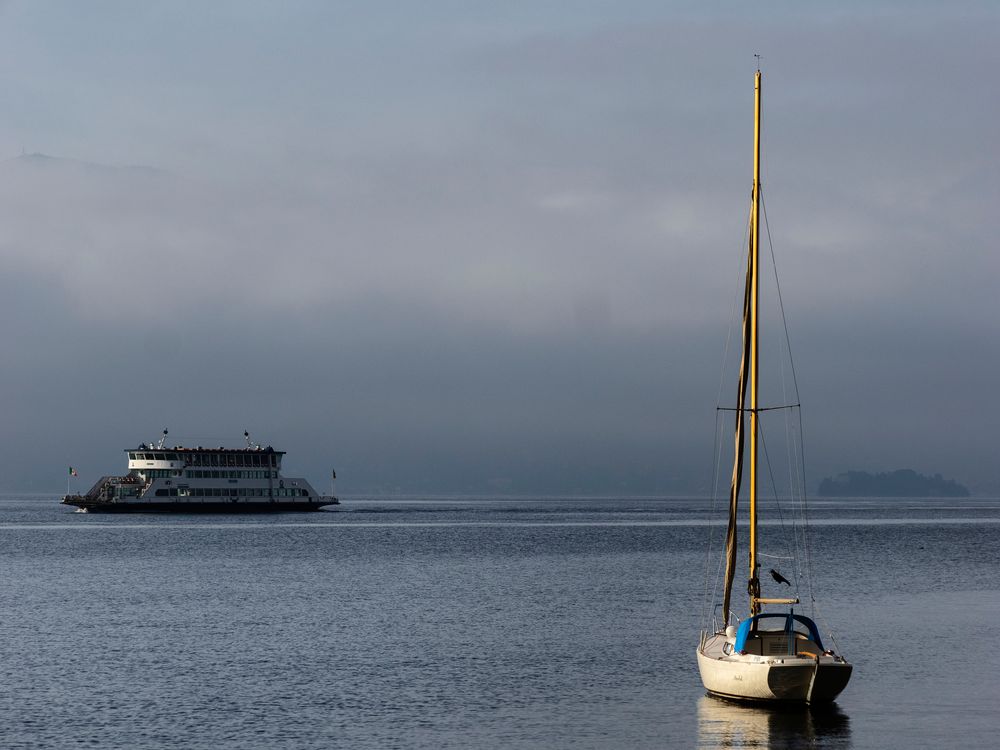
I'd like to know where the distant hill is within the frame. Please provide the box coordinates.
[818,469,970,498]
[4,151,169,177]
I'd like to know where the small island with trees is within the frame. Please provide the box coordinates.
[818,469,970,498]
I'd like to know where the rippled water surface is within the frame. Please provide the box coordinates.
[0,495,997,749]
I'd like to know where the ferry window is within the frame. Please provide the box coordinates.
[167,453,177,461]
[154,453,165,460]
[128,452,136,460]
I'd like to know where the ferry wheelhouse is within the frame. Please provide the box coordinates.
[62,433,338,512]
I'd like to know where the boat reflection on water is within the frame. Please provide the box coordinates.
[696,695,851,749]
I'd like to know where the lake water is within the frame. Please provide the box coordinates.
[0,495,996,749]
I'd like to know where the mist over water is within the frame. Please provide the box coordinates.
[0,3,997,496]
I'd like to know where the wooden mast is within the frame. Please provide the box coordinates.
[749,68,762,617]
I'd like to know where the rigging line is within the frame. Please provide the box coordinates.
[796,405,819,618]
[705,200,752,630]
[718,406,801,413]
[757,418,799,591]
[785,409,807,592]
[757,552,795,560]
[707,409,733,629]
[701,407,725,628]
[715,203,754,409]
[760,186,802,402]
[759,184,811,601]
[768,210,800,581]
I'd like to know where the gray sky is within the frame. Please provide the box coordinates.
[0,1,996,494]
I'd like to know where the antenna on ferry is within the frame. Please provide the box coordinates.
[157,429,168,449]
[330,467,337,499]
[244,430,251,447]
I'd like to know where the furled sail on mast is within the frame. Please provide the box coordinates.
[721,236,754,622]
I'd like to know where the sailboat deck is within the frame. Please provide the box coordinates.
[739,632,823,657]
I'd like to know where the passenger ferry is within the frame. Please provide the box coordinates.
[62,431,339,512]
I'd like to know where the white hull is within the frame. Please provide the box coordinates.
[697,634,851,703]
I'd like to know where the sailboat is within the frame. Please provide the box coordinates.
[695,69,852,703]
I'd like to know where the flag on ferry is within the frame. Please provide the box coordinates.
[331,469,337,479]
[69,467,78,476]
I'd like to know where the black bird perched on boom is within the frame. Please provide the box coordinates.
[770,568,791,586]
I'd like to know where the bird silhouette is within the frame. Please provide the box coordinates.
[770,568,791,586]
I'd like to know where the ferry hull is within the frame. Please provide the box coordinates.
[61,498,337,513]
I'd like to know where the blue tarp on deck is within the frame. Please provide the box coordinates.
[734,613,824,653]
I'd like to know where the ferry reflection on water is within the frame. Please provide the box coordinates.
[696,695,851,749]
